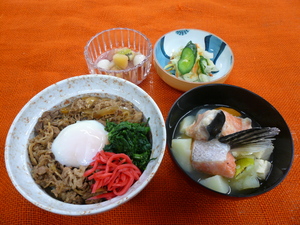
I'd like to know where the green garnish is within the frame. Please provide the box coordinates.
[177,41,197,75]
[103,119,152,171]
[116,48,135,61]
[199,55,208,74]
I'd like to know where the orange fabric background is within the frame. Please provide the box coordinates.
[1,0,299,224]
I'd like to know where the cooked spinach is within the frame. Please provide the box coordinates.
[103,119,152,171]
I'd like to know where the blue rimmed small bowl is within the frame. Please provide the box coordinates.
[154,29,234,92]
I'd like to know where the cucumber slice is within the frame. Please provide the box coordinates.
[199,55,209,74]
[177,41,197,75]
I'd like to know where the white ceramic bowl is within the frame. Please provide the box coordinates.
[154,29,234,92]
[84,28,152,85]
[5,75,166,215]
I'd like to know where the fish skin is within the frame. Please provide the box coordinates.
[191,139,236,178]
[219,127,280,148]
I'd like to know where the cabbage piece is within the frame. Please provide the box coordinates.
[235,158,255,178]
[231,141,274,160]
[230,165,260,190]
[231,175,260,191]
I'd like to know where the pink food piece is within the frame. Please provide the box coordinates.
[191,139,236,178]
[221,110,252,136]
[185,109,252,141]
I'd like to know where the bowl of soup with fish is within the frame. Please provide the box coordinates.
[166,84,293,197]
[5,74,166,215]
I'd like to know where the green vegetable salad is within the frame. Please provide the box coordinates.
[164,41,218,82]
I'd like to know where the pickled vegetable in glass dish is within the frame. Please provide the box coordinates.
[96,47,146,71]
[164,41,218,82]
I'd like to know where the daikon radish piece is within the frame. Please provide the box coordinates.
[171,138,193,172]
[179,115,195,134]
[199,175,229,194]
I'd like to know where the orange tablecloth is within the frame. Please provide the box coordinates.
[1,0,299,224]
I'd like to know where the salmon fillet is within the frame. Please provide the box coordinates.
[221,110,252,136]
[191,139,236,178]
[185,109,252,141]
[185,110,220,141]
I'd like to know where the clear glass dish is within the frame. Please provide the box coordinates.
[84,28,152,85]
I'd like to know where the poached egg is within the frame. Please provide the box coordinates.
[52,120,108,167]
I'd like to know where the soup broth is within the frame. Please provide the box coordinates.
[171,104,272,195]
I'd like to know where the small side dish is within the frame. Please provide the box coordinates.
[84,28,152,85]
[164,41,218,82]
[153,29,234,91]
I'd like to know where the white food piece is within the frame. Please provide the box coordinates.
[52,120,108,167]
[202,51,214,59]
[231,175,260,191]
[236,164,257,179]
[231,142,274,160]
[171,138,193,172]
[199,175,229,194]
[230,165,260,191]
[206,64,218,73]
[97,59,113,70]
[231,150,253,159]
[179,115,195,134]
[198,74,210,82]
[253,144,274,160]
[255,159,272,180]
[133,54,146,66]
[242,175,260,189]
